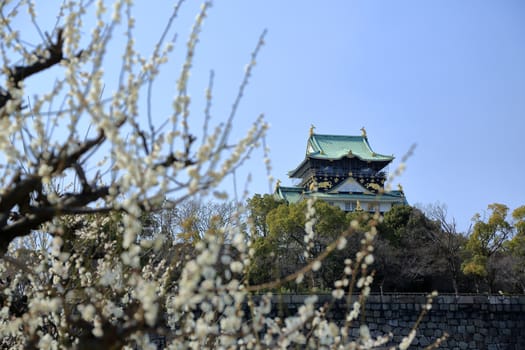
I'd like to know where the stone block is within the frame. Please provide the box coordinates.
[458,341,468,349]
[419,336,430,346]
[369,303,380,310]
[291,295,305,304]
[414,296,426,304]
[459,296,474,304]
[501,328,512,336]
[388,319,398,327]
[263,293,525,349]
[423,329,434,337]
[473,296,486,303]
[448,318,459,325]
[488,296,500,304]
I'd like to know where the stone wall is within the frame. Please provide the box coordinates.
[270,294,525,349]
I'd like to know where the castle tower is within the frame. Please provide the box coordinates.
[275,128,406,213]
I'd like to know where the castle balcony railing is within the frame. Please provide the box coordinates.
[301,168,387,181]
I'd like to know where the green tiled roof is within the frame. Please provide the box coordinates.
[307,134,394,162]
[275,185,406,204]
[275,186,304,203]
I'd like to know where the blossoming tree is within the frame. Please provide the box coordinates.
[0,1,437,349]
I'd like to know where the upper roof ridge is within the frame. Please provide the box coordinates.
[305,133,393,162]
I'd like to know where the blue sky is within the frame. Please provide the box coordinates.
[14,1,525,232]
[190,0,525,232]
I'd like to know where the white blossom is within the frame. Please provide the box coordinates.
[0,2,428,349]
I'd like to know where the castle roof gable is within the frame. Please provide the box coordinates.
[327,177,373,194]
[307,134,394,162]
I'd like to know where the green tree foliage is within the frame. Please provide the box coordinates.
[508,206,525,257]
[246,194,282,237]
[376,205,448,292]
[247,198,525,294]
[380,204,413,246]
[504,205,525,292]
[461,203,522,292]
[512,205,525,237]
[462,204,512,278]
[249,200,350,290]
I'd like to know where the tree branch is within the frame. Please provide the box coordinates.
[0,28,81,111]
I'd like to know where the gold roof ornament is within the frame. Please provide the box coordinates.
[309,124,316,136]
[356,200,363,211]
[397,183,404,193]
[275,179,281,190]
[318,181,332,189]
[360,126,367,138]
